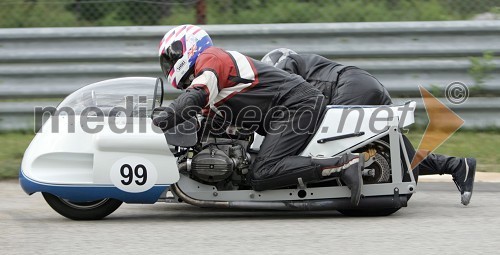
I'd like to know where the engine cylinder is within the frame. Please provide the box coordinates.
[191,148,233,183]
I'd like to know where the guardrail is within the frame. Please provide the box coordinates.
[1,21,499,130]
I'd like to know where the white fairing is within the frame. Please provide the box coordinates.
[21,77,179,188]
[252,102,416,157]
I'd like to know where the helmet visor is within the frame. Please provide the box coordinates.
[160,54,175,77]
[159,40,184,77]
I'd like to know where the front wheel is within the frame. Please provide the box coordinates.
[42,193,123,220]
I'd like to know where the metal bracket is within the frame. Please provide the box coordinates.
[388,117,403,184]
[399,133,416,184]
[297,177,306,190]
[393,187,402,208]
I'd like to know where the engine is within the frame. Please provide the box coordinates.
[191,147,234,183]
[188,133,252,185]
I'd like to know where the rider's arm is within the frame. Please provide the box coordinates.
[153,53,223,132]
[275,55,300,75]
[152,87,207,132]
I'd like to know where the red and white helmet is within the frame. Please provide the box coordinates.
[158,25,213,89]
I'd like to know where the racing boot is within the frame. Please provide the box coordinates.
[419,152,477,205]
[451,158,476,206]
[312,153,367,206]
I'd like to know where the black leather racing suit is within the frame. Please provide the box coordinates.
[276,53,467,177]
[276,53,392,105]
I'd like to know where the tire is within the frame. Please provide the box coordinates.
[338,134,418,217]
[42,193,123,220]
[338,207,400,217]
[368,135,419,187]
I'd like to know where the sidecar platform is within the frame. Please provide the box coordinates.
[169,116,417,212]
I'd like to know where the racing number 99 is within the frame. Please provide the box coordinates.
[120,164,148,186]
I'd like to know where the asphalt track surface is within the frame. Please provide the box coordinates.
[1,180,500,255]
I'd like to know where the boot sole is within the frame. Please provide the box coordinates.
[461,158,476,206]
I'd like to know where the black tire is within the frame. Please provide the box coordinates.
[338,207,400,217]
[370,135,419,187]
[42,193,122,220]
[338,134,418,217]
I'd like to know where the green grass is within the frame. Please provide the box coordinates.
[0,130,499,180]
[406,130,500,172]
[0,131,35,179]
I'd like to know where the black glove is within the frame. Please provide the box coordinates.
[151,106,169,127]
[151,106,167,118]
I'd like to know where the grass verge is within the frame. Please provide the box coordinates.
[0,131,35,179]
[406,129,500,173]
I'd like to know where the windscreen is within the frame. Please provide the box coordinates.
[57,77,163,117]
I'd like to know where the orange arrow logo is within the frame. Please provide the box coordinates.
[411,86,465,169]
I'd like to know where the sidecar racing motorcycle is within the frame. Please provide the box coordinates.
[20,77,418,220]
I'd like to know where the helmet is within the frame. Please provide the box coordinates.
[158,25,213,89]
[261,48,297,67]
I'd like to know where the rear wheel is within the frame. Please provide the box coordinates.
[42,193,122,220]
[338,207,400,217]
[338,135,417,217]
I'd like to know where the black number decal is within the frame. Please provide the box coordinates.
[120,164,148,186]
[134,164,148,185]
[120,164,133,185]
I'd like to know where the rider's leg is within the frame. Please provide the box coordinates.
[311,153,367,206]
[252,152,367,206]
[250,85,323,188]
[250,84,365,205]
[418,151,476,205]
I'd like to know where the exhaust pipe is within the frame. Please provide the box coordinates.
[170,184,407,211]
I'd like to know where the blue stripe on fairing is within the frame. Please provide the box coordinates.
[19,169,169,204]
